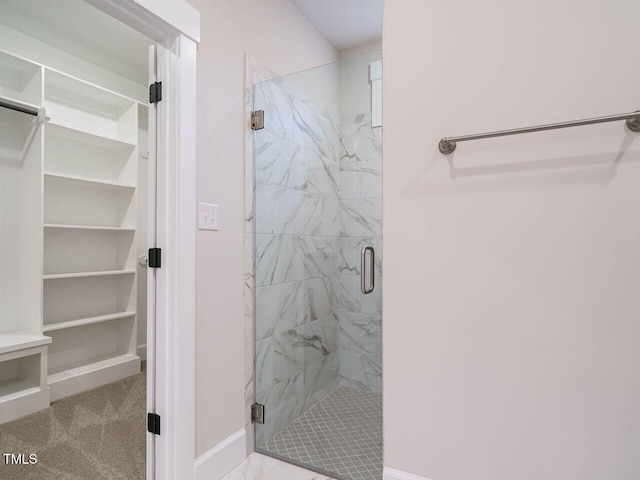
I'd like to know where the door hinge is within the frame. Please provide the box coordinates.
[147,413,161,435]
[149,81,162,104]
[148,248,161,268]
[251,110,264,130]
[251,403,265,424]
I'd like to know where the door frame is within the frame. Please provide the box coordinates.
[86,1,199,479]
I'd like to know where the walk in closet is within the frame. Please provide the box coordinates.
[0,0,152,422]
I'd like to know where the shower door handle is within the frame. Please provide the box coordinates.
[361,246,375,295]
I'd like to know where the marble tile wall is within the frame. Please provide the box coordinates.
[251,72,342,447]
[336,113,383,394]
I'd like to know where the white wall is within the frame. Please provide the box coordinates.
[184,0,337,457]
[383,1,640,479]
[339,39,382,61]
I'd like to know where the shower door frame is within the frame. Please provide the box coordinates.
[86,1,199,479]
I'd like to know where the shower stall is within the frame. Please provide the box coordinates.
[248,51,383,480]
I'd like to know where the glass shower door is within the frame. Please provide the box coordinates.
[252,52,383,480]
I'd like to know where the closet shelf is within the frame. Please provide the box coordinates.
[43,270,136,280]
[0,334,52,355]
[44,172,136,190]
[44,224,136,232]
[43,311,136,333]
[0,380,41,400]
[45,123,136,149]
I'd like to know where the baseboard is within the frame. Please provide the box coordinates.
[137,344,147,361]
[195,429,247,480]
[384,467,432,480]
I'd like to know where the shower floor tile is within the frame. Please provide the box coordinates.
[261,386,382,480]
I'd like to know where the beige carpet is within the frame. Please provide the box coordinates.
[0,370,146,480]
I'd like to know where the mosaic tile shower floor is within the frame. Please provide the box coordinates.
[260,386,382,480]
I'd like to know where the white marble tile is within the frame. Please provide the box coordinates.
[255,372,305,446]
[360,158,382,199]
[361,274,382,315]
[340,112,371,126]
[274,186,308,235]
[296,193,327,236]
[335,273,381,316]
[337,236,382,276]
[336,274,361,313]
[223,453,336,480]
[244,342,256,453]
[305,150,338,197]
[339,312,382,355]
[255,281,309,341]
[299,315,339,364]
[245,56,278,460]
[256,234,295,287]
[307,277,334,321]
[339,198,382,237]
[220,453,282,480]
[245,151,256,234]
[319,197,340,237]
[303,352,339,410]
[245,55,277,237]
[256,331,302,394]
[254,78,294,140]
[340,121,382,162]
[338,160,361,199]
[292,97,340,160]
[293,236,338,281]
[255,181,276,234]
[256,315,338,392]
[245,234,256,346]
[255,130,307,190]
[338,349,382,394]
[267,460,334,480]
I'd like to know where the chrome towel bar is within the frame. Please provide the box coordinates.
[439,110,640,154]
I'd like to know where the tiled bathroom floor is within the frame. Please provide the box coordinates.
[260,386,383,480]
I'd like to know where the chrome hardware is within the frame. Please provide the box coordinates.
[251,403,265,424]
[439,109,640,154]
[251,110,264,130]
[361,246,375,295]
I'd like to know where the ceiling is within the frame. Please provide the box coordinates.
[0,0,151,84]
[292,0,384,51]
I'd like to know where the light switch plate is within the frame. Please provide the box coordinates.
[199,203,219,230]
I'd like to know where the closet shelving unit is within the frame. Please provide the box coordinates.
[0,50,51,423]
[0,47,143,419]
[43,69,141,401]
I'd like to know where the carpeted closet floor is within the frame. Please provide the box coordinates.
[0,369,146,480]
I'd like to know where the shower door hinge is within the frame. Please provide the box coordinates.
[147,413,161,435]
[251,110,264,130]
[251,403,265,424]
[149,81,162,104]
[148,248,161,268]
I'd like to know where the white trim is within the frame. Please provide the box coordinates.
[90,2,199,480]
[195,429,247,480]
[87,0,200,44]
[153,34,197,480]
[137,343,147,361]
[383,467,432,480]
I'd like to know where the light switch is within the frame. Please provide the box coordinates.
[199,203,219,230]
